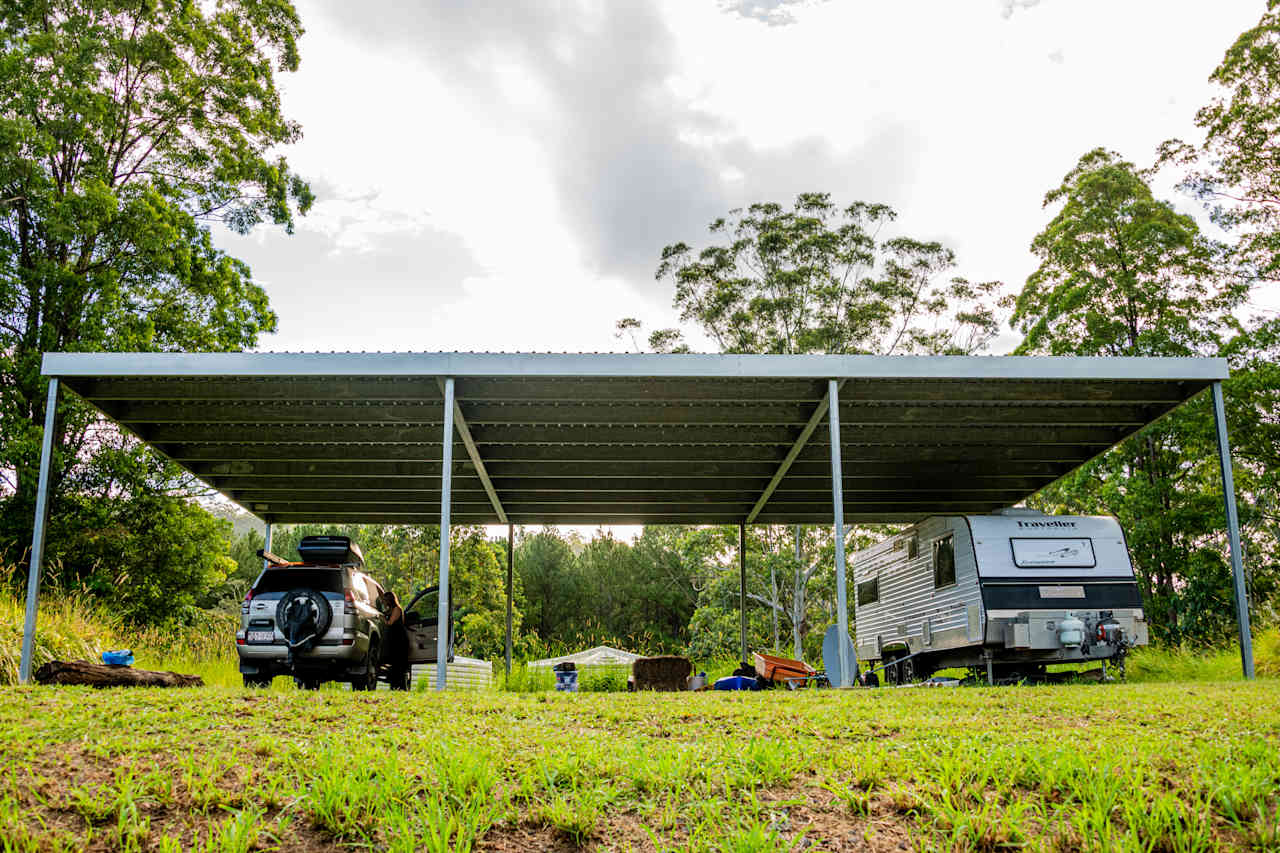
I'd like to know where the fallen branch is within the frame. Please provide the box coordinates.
[34,660,204,688]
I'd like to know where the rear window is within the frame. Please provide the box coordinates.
[254,569,344,594]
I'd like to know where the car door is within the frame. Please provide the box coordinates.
[404,584,453,664]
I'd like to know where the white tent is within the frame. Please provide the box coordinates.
[529,645,641,669]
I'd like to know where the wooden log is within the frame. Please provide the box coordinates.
[34,660,204,688]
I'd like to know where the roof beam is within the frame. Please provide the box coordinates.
[98,399,1158,427]
[183,459,1068,480]
[747,380,841,523]
[72,375,1197,405]
[440,378,506,524]
[156,441,1098,465]
[205,475,1052,494]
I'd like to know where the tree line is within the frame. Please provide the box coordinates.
[2,1,1278,659]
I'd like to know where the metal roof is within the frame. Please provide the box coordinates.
[42,352,1228,526]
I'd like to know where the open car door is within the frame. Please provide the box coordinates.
[405,584,453,664]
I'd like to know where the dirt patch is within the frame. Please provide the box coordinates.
[479,821,588,852]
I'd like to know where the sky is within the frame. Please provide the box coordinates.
[214,0,1266,358]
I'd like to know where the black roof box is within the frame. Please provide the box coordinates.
[297,535,364,567]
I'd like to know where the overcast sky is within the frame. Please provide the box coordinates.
[215,0,1261,355]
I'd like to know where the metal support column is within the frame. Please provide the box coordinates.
[1211,381,1255,679]
[828,379,852,688]
[436,377,456,691]
[262,522,272,571]
[19,378,60,685]
[739,523,747,665]
[505,523,514,677]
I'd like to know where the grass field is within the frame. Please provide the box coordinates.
[3,681,1278,852]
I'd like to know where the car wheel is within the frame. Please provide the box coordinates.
[353,639,380,691]
[294,676,322,691]
[243,675,272,689]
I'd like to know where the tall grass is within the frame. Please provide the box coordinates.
[0,590,239,687]
[1127,631,1280,681]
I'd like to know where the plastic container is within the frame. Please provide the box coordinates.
[102,649,134,667]
[555,670,579,692]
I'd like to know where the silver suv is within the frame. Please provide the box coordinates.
[236,535,450,690]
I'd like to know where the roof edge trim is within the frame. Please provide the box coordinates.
[42,352,1230,382]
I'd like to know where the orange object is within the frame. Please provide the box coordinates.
[753,652,815,685]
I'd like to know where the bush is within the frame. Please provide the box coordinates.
[578,666,629,692]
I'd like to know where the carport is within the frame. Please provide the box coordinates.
[17,352,1255,685]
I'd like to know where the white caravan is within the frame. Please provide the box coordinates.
[851,509,1149,683]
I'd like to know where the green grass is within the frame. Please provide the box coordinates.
[1,681,1277,851]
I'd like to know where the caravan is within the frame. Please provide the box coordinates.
[852,509,1148,683]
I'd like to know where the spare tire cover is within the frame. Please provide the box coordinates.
[276,588,333,638]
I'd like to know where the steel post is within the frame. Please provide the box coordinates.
[1211,381,1255,679]
[739,523,747,665]
[505,523,514,677]
[436,377,455,691]
[828,379,852,688]
[262,522,272,571]
[19,378,60,685]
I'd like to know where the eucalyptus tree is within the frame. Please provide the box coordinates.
[1160,0,1280,277]
[0,1,312,570]
[634,192,1004,356]
[1012,149,1276,642]
[624,192,1006,659]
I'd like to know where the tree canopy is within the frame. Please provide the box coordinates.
[1160,0,1280,277]
[626,193,1005,356]
[0,0,311,590]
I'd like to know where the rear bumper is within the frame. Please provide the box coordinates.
[236,634,368,677]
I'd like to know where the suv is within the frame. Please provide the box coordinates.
[235,535,452,690]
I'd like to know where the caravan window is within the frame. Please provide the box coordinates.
[933,536,956,588]
[857,577,879,606]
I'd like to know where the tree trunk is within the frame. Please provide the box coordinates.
[769,560,779,652]
[793,526,804,659]
[33,660,204,688]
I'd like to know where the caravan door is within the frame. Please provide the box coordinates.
[404,585,454,664]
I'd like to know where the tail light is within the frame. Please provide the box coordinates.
[241,589,252,615]
[343,589,355,615]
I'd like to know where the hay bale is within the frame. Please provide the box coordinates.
[632,655,691,692]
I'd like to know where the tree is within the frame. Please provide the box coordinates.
[1159,0,1280,277]
[514,530,580,641]
[631,193,1004,355]
[1013,149,1240,357]
[1013,149,1276,643]
[0,0,312,565]
[627,192,1007,659]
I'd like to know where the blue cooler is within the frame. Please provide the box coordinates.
[555,670,579,692]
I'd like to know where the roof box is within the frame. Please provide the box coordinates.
[297,535,364,567]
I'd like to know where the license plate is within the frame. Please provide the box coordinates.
[247,630,275,643]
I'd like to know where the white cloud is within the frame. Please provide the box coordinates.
[1000,0,1044,19]
[213,0,1264,359]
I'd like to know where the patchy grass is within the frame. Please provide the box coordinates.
[1,681,1278,851]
